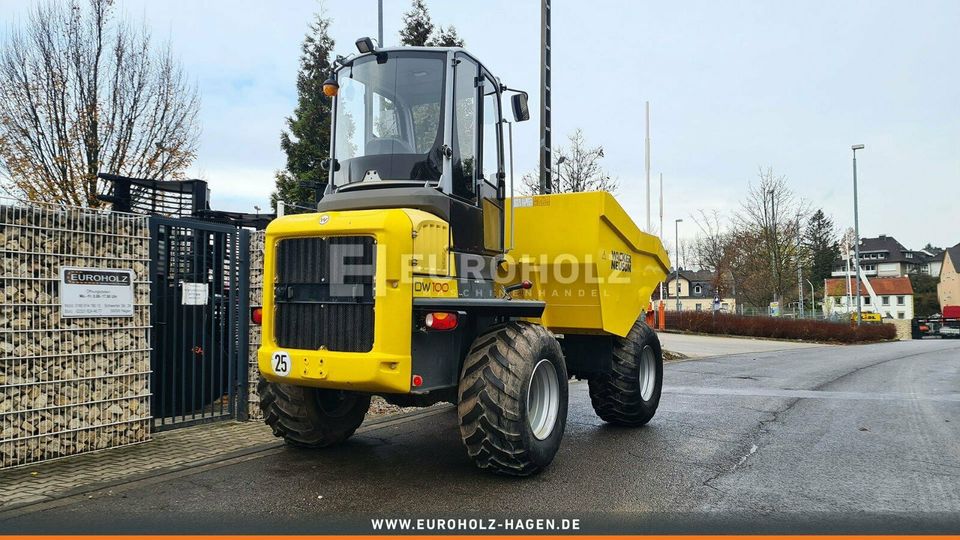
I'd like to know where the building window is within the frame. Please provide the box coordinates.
[695,304,702,311]
[864,296,871,305]
[694,284,702,295]
[897,295,904,306]
[882,296,890,306]
[898,312,905,319]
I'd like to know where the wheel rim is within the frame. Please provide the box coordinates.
[315,390,355,417]
[638,345,658,401]
[526,359,560,440]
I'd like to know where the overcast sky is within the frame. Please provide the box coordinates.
[2,0,957,248]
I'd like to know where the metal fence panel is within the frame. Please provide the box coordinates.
[0,198,151,468]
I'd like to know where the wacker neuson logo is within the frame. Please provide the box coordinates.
[63,269,132,286]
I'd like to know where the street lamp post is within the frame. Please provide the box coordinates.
[554,155,566,192]
[675,218,683,312]
[377,0,383,46]
[658,173,664,302]
[851,144,865,325]
[796,217,803,318]
[766,189,778,306]
[806,278,815,319]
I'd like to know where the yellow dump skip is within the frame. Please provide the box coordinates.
[505,191,670,338]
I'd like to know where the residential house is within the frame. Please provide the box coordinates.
[936,243,960,311]
[659,269,737,312]
[831,234,935,278]
[928,249,946,279]
[822,276,914,320]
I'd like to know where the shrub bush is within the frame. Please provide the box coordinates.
[664,312,896,343]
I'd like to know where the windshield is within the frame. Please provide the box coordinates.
[332,53,445,187]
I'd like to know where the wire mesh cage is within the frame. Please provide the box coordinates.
[246,231,264,420]
[0,196,151,468]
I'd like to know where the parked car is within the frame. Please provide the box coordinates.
[912,306,960,339]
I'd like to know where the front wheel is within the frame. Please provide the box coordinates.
[258,380,370,448]
[457,322,568,476]
[588,320,663,426]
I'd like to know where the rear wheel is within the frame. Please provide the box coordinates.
[457,321,568,476]
[588,320,663,426]
[258,379,370,448]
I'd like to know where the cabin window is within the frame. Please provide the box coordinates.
[452,56,478,201]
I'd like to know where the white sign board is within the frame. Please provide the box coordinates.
[60,267,135,318]
[181,282,209,306]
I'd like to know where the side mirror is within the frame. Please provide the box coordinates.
[511,93,531,122]
[320,158,340,172]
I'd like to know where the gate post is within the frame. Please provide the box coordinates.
[147,217,161,431]
[237,229,251,420]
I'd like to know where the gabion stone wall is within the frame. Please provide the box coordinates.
[0,199,151,468]
[247,231,264,420]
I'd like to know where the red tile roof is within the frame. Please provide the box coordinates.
[824,276,913,296]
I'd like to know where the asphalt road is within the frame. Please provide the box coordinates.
[4,339,959,534]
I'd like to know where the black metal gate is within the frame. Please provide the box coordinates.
[148,217,250,430]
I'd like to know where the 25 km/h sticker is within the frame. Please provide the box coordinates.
[272,351,291,376]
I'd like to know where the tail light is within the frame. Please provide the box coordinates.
[425,312,458,331]
[251,307,263,325]
[919,324,929,332]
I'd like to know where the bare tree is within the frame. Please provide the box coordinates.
[520,129,618,195]
[691,209,729,272]
[0,0,200,207]
[691,209,735,295]
[728,167,809,308]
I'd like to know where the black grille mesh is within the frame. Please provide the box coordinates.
[274,236,375,352]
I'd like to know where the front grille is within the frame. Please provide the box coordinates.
[275,303,374,352]
[274,236,375,352]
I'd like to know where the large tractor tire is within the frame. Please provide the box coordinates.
[457,321,568,476]
[588,320,663,427]
[258,379,370,448]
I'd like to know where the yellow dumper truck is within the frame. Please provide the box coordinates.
[256,39,670,476]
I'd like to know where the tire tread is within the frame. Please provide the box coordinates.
[588,320,663,426]
[458,321,561,476]
[257,379,370,448]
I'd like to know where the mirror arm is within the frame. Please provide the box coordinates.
[504,119,515,254]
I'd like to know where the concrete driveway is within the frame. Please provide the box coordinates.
[659,331,825,358]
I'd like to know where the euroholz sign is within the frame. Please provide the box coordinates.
[59,267,135,318]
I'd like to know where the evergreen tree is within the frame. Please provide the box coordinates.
[428,25,465,47]
[272,14,335,212]
[399,0,434,46]
[399,1,464,47]
[910,274,941,317]
[804,209,840,288]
